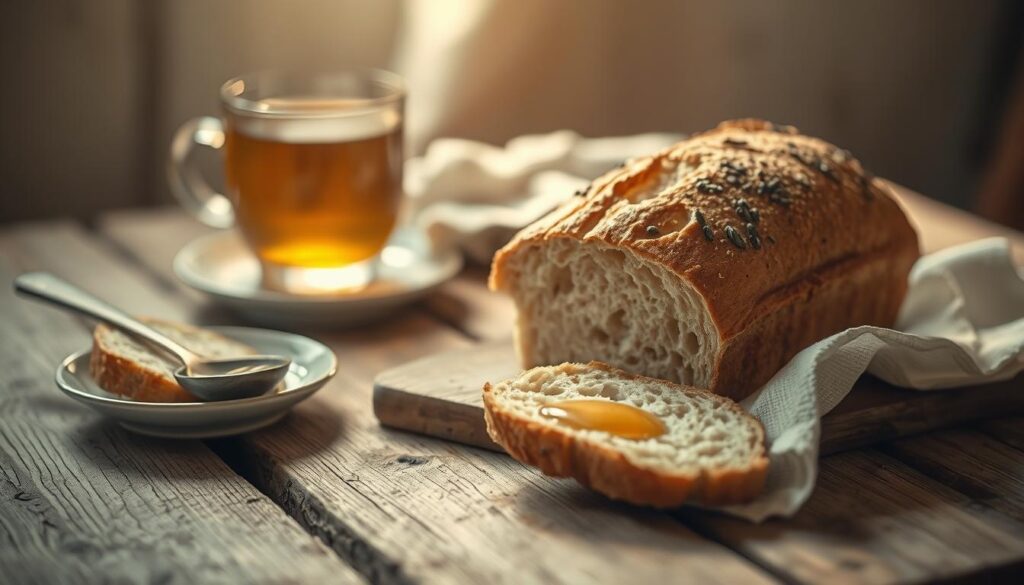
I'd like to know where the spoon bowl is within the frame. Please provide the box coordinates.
[174,355,292,401]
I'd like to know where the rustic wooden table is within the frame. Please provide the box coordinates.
[2,186,1024,584]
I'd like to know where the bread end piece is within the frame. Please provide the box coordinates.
[90,334,196,402]
[89,319,256,403]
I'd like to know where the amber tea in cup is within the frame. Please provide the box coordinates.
[170,70,405,293]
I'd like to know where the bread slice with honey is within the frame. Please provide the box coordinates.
[89,319,256,403]
[483,362,768,507]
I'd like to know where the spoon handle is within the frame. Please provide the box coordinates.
[14,272,199,365]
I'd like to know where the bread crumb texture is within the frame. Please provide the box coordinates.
[484,362,769,507]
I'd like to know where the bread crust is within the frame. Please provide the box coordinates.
[89,321,203,403]
[490,119,919,399]
[483,361,769,507]
[90,341,197,402]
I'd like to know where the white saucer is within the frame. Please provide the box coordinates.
[55,326,336,439]
[174,227,463,328]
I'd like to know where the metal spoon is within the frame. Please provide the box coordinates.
[14,272,290,401]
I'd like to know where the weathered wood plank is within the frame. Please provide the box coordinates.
[0,223,363,584]
[816,374,1024,454]
[980,417,1024,453]
[686,450,1024,584]
[882,429,1024,522]
[421,266,515,342]
[93,209,220,307]
[97,212,778,584]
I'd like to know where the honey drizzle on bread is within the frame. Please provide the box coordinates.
[483,362,769,507]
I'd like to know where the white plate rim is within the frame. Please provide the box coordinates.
[173,228,463,305]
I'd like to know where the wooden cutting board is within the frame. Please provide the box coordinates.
[373,340,1024,455]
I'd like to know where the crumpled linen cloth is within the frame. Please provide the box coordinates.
[405,132,1024,521]
[725,238,1024,520]
[405,131,682,263]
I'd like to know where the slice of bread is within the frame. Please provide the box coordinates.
[89,319,256,403]
[483,362,769,507]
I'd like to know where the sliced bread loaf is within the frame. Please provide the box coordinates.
[89,319,256,403]
[489,119,919,401]
[483,361,768,507]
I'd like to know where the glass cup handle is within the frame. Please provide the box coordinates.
[168,116,235,228]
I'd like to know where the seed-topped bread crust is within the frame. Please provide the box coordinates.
[490,119,919,399]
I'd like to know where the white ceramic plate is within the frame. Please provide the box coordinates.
[55,326,336,439]
[174,227,463,328]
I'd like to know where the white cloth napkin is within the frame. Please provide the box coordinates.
[405,131,682,263]
[406,132,1024,522]
[725,238,1024,520]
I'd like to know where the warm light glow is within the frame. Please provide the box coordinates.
[277,263,376,294]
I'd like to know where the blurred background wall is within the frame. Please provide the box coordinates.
[2,0,1022,227]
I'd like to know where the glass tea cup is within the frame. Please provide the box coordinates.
[169,69,405,293]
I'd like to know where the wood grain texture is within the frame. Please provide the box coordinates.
[97,208,224,309]
[96,206,1024,585]
[882,428,1024,522]
[817,375,1024,454]
[421,266,515,342]
[0,223,363,584]
[372,341,1024,456]
[98,212,777,584]
[981,417,1024,452]
[685,450,1024,584]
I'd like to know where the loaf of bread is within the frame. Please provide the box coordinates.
[490,119,919,400]
[90,319,256,402]
[483,361,768,506]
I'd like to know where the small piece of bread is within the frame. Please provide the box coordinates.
[483,362,768,507]
[89,319,256,403]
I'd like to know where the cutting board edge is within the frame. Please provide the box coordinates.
[373,341,1024,457]
[373,383,502,452]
